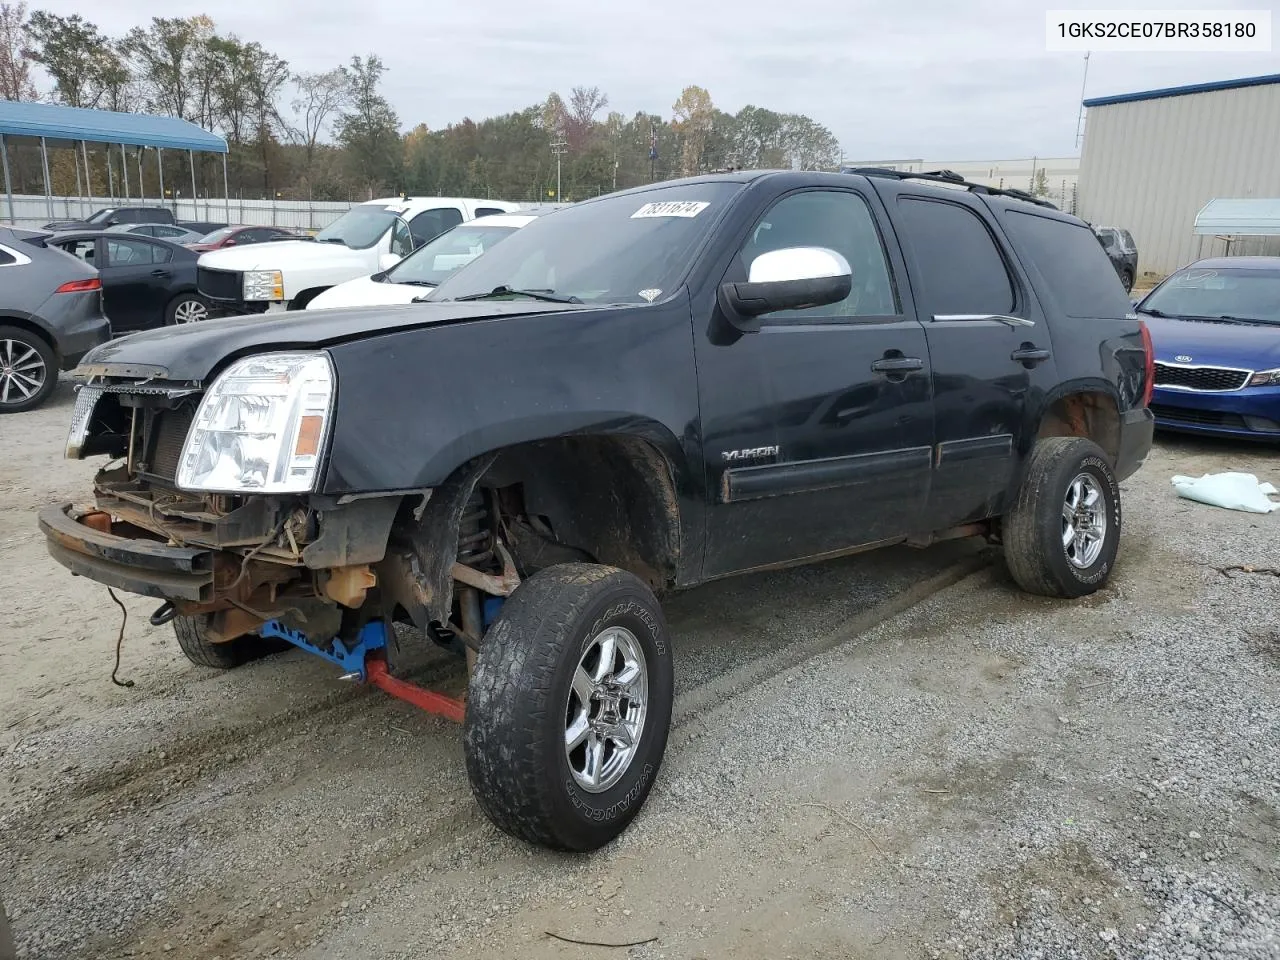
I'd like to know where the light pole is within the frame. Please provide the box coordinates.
[551,137,567,202]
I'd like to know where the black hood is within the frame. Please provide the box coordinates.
[43,220,92,230]
[76,300,591,383]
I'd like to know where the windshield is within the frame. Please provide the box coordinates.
[85,209,115,224]
[385,223,521,285]
[199,227,236,244]
[315,205,398,249]
[1141,266,1280,324]
[428,182,743,305]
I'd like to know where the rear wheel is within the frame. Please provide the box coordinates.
[1003,437,1121,598]
[173,615,288,669]
[0,325,57,414]
[1121,268,1134,293]
[464,563,674,851]
[166,293,210,325]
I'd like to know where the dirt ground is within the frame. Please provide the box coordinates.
[1,379,1277,960]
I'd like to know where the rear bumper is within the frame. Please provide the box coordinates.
[38,502,215,601]
[58,315,111,369]
[1115,406,1154,480]
[1150,385,1280,441]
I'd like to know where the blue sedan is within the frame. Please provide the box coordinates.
[1136,257,1280,441]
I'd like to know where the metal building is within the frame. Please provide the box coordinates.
[1076,73,1280,279]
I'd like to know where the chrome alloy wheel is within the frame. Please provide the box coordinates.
[0,338,47,406]
[1062,473,1107,569]
[564,625,649,793]
[174,298,209,323]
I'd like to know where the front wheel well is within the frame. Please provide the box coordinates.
[288,287,330,310]
[1035,391,1120,464]
[379,435,682,632]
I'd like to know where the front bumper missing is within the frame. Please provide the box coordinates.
[38,503,215,602]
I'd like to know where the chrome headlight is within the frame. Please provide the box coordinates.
[1248,368,1280,387]
[243,269,284,301]
[176,353,334,494]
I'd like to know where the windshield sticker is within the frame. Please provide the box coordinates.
[631,201,710,219]
[638,288,662,302]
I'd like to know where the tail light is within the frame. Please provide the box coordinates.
[1138,320,1154,407]
[55,277,102,294]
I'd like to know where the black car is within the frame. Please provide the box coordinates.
[0,227,110,412]
[42,205,178,233]
[40,168,1153,853]
[41,232,210,331]
[1093,225,1139,292]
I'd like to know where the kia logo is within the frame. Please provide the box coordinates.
[1174,355,1193,363]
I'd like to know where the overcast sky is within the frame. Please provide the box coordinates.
[26,0,1280,160]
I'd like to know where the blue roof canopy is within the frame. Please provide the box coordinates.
[0,101,227,154]
[1084,73,1280,108]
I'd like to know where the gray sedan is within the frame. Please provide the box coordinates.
[104,222,206,245]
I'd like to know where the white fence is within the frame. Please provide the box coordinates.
[2,193,360,231]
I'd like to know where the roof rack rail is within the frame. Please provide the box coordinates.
[839,166,1060,210]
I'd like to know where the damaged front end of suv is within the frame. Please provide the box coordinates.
[39,351,522,665]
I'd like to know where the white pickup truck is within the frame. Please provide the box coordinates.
[195,196,521,313]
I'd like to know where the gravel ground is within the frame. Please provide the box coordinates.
[2,381,1278,960]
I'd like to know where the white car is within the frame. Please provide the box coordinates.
[195,196,521,313]
[306,211,553,310]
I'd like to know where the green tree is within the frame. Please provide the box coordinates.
[120,15,215,120]
[23,11,129,109]
[335,54,401,195]
[0,2,35,101]
[671,85,714,176]
[1031,167,1050,197]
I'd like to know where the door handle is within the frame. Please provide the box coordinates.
[150,269,171,278]
[871,356,924,373]
[1010,345,1051,366]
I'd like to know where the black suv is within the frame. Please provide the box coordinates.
[1093,225,1139,292]
[39,169,1154,852]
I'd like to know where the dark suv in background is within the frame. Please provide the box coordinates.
[1093,225,1139,292]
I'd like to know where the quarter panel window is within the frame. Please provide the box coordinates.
[1002,210,1131,318]
[60,239,97,264]
[741,190,898,320]
[894,197,1015,318]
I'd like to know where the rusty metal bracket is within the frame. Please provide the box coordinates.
[451,537,520,597]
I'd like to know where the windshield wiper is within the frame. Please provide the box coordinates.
[394,279,438,287]
[318,237,346,244]
[452,285,582,304]
[1212,314,1279,325]
[1137,306,1170,317]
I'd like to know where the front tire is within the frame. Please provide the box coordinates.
[173,615,288,669]
[464,563,674,851]
[1003,437,1121,598]
[0,326,57,413]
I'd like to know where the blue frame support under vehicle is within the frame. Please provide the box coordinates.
[259,618,467,723]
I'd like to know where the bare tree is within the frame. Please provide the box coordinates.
[0,1,34,101]
[290,68,350,170]
[565,84,608,150]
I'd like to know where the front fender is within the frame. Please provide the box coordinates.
[319,301,699,496]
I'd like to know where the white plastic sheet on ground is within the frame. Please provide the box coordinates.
[1170,472,1280,514]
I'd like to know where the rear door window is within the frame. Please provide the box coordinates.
[894,197,1015,318]
[1002,210,1132,318]
[106,238,170,266]
[409,207,464,247]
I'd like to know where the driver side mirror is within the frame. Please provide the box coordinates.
[717,247,853,333]
[379,253,402,272]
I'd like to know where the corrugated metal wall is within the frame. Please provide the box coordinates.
[1077,82,1280,277]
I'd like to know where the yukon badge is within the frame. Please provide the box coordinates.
[723,446,780,462]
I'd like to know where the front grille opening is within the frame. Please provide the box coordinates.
[139,404,196,482]
[1154,363,1249,392]
[1151,404,1249,430]
[197,266,241,302]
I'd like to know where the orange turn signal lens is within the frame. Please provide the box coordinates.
[294,415,323,457]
